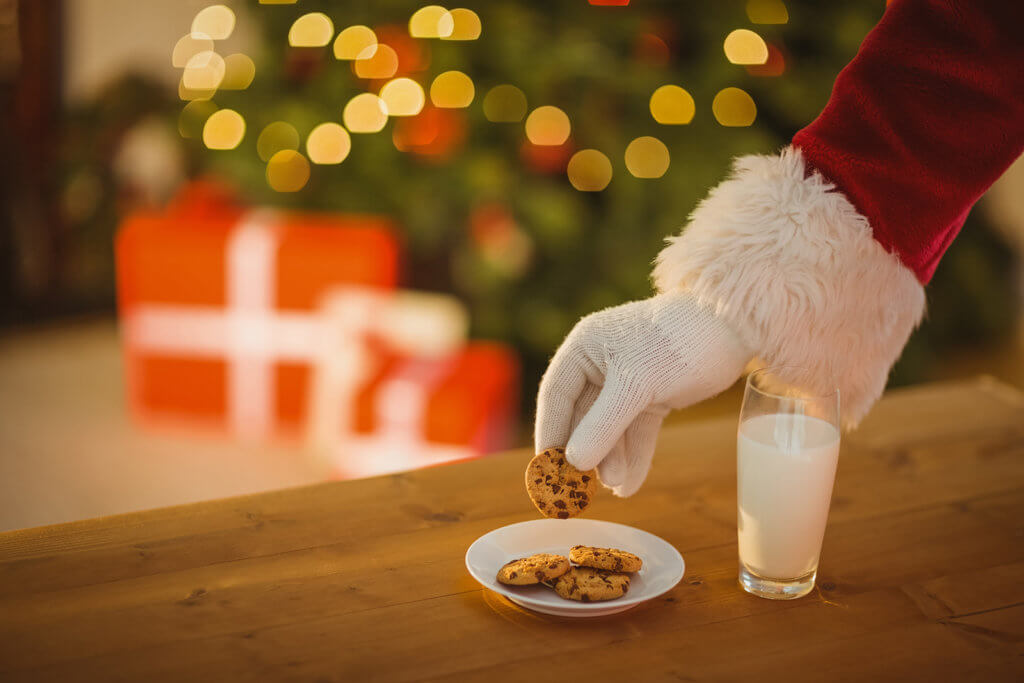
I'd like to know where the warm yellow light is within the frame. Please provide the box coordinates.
[220,53,255,90]
[430,71,474,109]
[409,6,454,38]
[178,100,218,139]
[525,106,570,146]
[257,122,300,162]
[483,85,527,122]
[712,87,757,126]
[567,150,612,192]
[306,123,351,164]
[724,29,768,65]
[334,25,377,60]
[202,109,245,149]
[289,13,335,48]
[259,0,297,4]
[182,51,225,90]
[354,44,398,79]
[649,85,695,125]
[172,32,213,68]
[746,0,789,24]
[443,9,481,40]
[266,150,310,192]
[380,78,426,117]
[343,93,389,133]
[192,5,235,40]
[624,136,670,178]
[178,78,215,101]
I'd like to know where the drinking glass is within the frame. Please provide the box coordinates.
[737,366,841,599]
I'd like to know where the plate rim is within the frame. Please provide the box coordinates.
[465,518,685,613]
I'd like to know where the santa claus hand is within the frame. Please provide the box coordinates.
[535,292,751,497]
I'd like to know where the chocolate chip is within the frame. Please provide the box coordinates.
[554,500,566,509]
[534,478,542,484]
[535,571,545,580]
[579,500,588,508]
[544,474,552,481]
[567,480,578,488]
[557,511,569,519]
[548,562,558,568]
[581,594,591,602]
[581,475,590,483]
[509,572,517,578]
[551,484,561,494]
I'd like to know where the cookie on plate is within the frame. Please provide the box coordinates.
[569,545,643,573]
[553,566,630,602]
[496,553,571,585]
[525,447,597,519]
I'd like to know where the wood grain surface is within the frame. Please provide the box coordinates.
[1,377,1022,682]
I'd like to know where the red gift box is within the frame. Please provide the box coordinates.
[116,189,399,438]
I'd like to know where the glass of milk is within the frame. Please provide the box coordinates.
[737,366,840,599]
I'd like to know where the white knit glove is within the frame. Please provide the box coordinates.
[535,292,752,497]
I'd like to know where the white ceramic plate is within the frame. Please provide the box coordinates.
[465,518,685,617]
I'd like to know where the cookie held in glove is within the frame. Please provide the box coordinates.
[525,447,597,519]
[496,553,570,585]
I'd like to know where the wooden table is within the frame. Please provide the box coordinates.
[1,378,1022,682]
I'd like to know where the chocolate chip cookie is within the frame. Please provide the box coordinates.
[496,553,571,585]
[553,566,630,602]
[569,545,643,573]
[525,447,597,519]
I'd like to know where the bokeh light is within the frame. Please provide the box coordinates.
[178,100,218,139]
[191,5,235,40]
[483,85,527,122]
[354,44,399,79]
[172,33,213,68]
[443,9,481,40]
[334,25,377,60]
[624,136,670,178]
[746,43,786,77]
[182,51,225,90]
[409,6,455,39]
[567,150,612,192]
[257,122,300,162]
[525,106,570,146]
[220,53,255,90]
[266,150,310,192]
[289,13,335,48]
[306,123,352,164]
[636,33,669,67]
[649,85,695,124]
[259,0,297,3]
[380,77,426,117]
[202,109,246,149]
[178,78,214,101]
[430,71,474,109]
[344,93,389,133]
[712,87,757,126]
[723,29,768,65]
[746,0,789,24]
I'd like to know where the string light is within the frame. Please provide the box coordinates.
[172,33,213,68]
[257,122,299,162]
[266,150,310,192]
[430,71,474,108]
[746,0,789,24]
[567,150,612,191]
[178,100,218,139]
[443,9,481,40]
[649,85,695,124]
[409,6,455,39]
[483,85,527,122]
[182,51,225,90]
[380,78,426,117]
[202,109,246,149]
[289,13,335,48]
[344,93,389,132]
[624,136,670,178]
[354,44,399,79]
[334,25,377,60]
[191,5,235,40]
[525,106,570,146]
[220,54,255,90]
[723,29,768,65]
[712,87,757,126]
[306,123,351,164]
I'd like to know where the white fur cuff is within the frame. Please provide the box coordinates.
[653,147,925,429]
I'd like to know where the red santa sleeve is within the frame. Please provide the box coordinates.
[652,0,1024,428]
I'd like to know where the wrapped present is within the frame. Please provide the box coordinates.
[116,188,399,438]
[330,343,519,479]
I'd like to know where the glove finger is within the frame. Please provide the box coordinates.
[610,411,666,498]
[570,382,601,433]
[596,438,628,488]
[534,341,590,452]
[566,372,647,471]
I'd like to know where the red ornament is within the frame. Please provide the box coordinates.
[635,33,670,66]
[746,43,786,77]
[520,139,574,174]
[375,24,430,75]
[589,0,630,5]
[393,105,466,160]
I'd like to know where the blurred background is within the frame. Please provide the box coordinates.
[1,0,1022,532]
